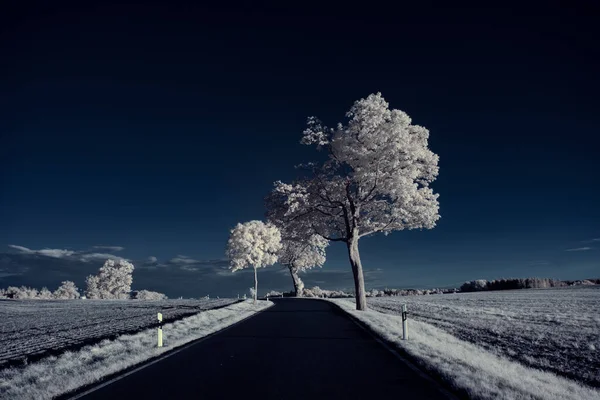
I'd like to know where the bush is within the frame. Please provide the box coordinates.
[303,286,351,298]
[133,290,168,300]
[265,290,283,297]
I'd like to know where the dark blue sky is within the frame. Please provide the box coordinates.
[1,1,599,297]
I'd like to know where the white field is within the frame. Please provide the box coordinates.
[0,298,237,368]
[331,286,600,400]
[0,299,273,400]
[368,286,600,388]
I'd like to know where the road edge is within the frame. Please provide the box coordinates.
[61,301,274,400]
[323,299,465,400]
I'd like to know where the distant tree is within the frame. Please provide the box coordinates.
[3,287,20,299]
[272,227,328,297]
[53,281,81,299]
[38,287,54,299]
[133,290,168,300]
[267,93,440,310]
[460,279,488,292]
[226,221,282,304]
[5,286,39,299]
[267,195,329,297]
[303,286,351,298]
[85,275,101,299]
[85,259,135,299]
[265,290,283,297]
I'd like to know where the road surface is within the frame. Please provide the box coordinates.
[76,299,452,399]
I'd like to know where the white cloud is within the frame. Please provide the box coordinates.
[9,245,74,258]
[92,246,124,252]
[79,253,127,262]
[37,249,76,258]
[565,247,592,252]
[8,245,34,253]
[147,256,158,263]
[169,255,199,265]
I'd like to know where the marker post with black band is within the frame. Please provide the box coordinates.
[401,304,408,340]
[157,312,163,347]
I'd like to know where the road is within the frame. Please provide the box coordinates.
[76,299,452,399]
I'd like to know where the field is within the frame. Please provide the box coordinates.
[366,286,600,388]
[0,298,237,369]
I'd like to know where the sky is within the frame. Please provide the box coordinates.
[1,1,599,298]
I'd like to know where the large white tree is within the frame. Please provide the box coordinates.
[268,93,440,310]
[226,220,282,304]
[85,259,135,299]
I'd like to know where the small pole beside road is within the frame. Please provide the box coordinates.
[157,312,163,348]
[401,304,408,340]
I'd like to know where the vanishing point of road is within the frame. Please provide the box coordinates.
[76,299,453,399]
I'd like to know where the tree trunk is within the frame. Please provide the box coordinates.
[347,233,367,310]
[289,266,304,297]
[253,266,258,304]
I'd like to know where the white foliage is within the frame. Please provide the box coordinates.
[53,281,81,299]
[133,290,168,300]
[85,275,101,299]
[226,220,282,272]
[278,233,328,272]
[38,287,54,300]
[226,220,281,304]
[85,259,135,299]
[5,286,40,299]
[271,92,440,241]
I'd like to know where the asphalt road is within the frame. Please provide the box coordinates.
[77,299,452,399]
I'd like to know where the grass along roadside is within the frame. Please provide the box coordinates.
[0,300,273,400]
[328,298,600,400]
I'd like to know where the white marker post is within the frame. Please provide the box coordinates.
[401,304,408,340]
[157,312,163,348]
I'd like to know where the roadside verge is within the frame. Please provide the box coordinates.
[327,298,600,400]
[0,300,273,400]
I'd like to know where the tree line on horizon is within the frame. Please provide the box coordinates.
[459,277,600,293]
[0,259,167,300]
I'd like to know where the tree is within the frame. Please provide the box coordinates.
[12,286,39,299]
[277,233,328,297]
[226,221,282,304]
[268,93,440,310]
[38,287,54,299]
[53,281,81,299]
[266,204,329,297]
[85,275,101,299]
[85,259,135,299]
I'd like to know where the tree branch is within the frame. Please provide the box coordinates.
[359,217,397,238]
